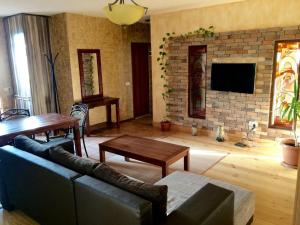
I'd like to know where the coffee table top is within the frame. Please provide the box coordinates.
[99,135,189,164]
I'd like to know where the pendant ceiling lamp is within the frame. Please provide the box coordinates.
[103,0,148,26]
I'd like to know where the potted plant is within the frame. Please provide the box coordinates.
[280,80,300,168]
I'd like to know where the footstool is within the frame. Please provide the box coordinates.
[156,171,255,225]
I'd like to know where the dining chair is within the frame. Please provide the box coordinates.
[0,109,30,121]
[47,103,89,157]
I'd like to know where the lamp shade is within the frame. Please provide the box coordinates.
[103,4,145,26]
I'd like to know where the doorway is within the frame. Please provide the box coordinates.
[131,42,151,118]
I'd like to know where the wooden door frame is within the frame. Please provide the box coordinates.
[131,42,151,119]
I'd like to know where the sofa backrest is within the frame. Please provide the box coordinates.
[74,175,153,225]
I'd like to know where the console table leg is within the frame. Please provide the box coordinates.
[116,101,120,128]
[106,104,112,128]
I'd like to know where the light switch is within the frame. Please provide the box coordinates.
[125,82,131,86]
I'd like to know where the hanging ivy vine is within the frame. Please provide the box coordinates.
[157,26,215,121]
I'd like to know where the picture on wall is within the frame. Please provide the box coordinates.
[270,40,300,129]
[188,45,207,119]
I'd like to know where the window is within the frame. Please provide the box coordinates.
[11,33,32,113]
[269,40,300,129]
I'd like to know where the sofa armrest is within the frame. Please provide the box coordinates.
[164,183,234,225]
[74,175,153,225]
[0,145,80,225]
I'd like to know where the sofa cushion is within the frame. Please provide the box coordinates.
[14,135,50,158]
[49,146,99,175]
[92,163,168,223]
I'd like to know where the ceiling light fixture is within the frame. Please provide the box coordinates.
[103,0,148,26]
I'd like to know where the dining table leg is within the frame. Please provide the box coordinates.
[73,123,82,157]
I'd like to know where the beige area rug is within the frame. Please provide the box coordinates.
[88,136,229,184]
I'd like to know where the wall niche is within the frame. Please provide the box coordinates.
[188,45,207,119]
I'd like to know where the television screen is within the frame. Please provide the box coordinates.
[211,63,256,94]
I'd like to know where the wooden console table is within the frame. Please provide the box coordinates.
[84,97,120,136]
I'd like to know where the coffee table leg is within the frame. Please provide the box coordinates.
[184,152,190,171]
[99,148,106,163]
[162,165,169,177]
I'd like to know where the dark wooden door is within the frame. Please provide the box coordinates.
[131,43,150,118]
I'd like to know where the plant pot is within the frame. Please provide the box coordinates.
[160,121,171,132]
[280,138,300,169]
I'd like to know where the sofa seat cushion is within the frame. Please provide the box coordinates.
[156,171,255,225]
[49,146,99,175]
[14,135,50,158]
[92,163,168,224]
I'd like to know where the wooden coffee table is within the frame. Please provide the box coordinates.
[99,135,190,177]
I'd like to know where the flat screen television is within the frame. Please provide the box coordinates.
[211,63,256,94]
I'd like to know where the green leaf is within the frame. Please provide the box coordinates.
[281,106,290,119]
[288,107,293,121]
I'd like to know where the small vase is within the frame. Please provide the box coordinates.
[192,127,198,136]
[216,125,225,142]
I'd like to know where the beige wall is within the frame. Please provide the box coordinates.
[151,0,300,123]
[0,18,13,111]
[49,14,74,115]
[50,13,150,125]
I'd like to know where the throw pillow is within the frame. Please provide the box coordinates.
[92,163,168,223]
[14,135,50,158]
[49,146,99,175]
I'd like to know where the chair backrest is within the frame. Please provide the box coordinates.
[70,103,89,137]
[0,109,30,122]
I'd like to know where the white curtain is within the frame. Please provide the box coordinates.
[4,14,57,115]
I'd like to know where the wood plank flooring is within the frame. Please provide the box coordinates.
[0,117,297,225]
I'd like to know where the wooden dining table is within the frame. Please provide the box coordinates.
[0,113,82,156]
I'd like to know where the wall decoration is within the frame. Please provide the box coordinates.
[157,26,214,122]
[77,49,103,103]
[188,45,207,119]
[270,40,300,129]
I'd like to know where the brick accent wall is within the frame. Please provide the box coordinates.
[167,26,300,139]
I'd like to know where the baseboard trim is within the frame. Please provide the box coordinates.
[153,122,251,142]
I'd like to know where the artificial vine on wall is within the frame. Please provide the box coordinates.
[157,26,215,121]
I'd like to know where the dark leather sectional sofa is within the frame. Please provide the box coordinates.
[0,145,235,225]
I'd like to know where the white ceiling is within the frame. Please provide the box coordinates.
[0,0,245,18]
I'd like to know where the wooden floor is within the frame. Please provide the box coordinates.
[0,117,297,225]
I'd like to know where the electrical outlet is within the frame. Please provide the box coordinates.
[248,121,258,131]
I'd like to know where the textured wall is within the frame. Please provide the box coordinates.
[49,14,74,115]
[151,0,300,125]
[167,26,300,139]
[0,18,13,111]
[50,13,150,125]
